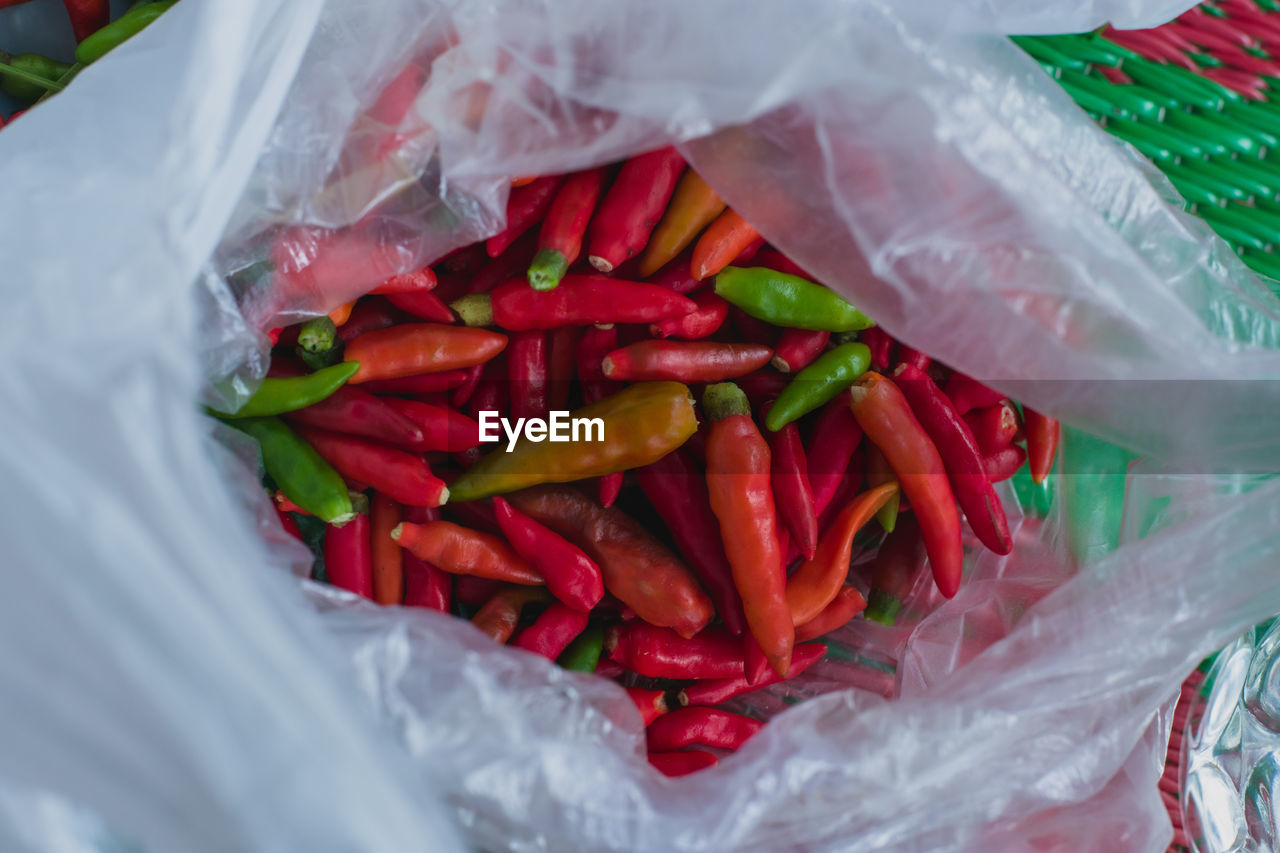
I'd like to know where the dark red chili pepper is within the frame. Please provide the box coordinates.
[646,707,762,752]
[455,275,697,331]
[62,0,109,42]
[325,495,372,599]
[487,175,565,258]
[469,230,540,295]
[635,450,747,637]
[597,474,622,509]
[587,147,685,272]
[1023,408,1060,485]
[762,402,818,560]
[385,289,455,323]
[862,512,926,626]
[283,385,426,448]
[402,505,452,612]
[735,368,791,408]
[964,400,1019,455]
[508,330,549,421]
[336,297,413,344]
[370,492,404,605]
[294,426,449,507]
[604,622,744,679]
[358,370,469,396]
[453,575,501,607]
[895,344,931,372]
[894,364,1012,556]
[627,687,669,726]
[380,398,482,453]
[860,327,895,372]
[370,266,436,295]
[471,586,550,643]
[449,363,485,409]
[794,587,867,641]
[576,326,621,403]
[772,329,829,374]
[512,602,589,660]
[528,167,609,290]
[492,497,605,611]
[602,341,773,383]
[814,455,864,537]
[984,445,1027,482]
[466,350,509,422]
[275,506,303,541]
[806,392,864,517]
[546,326,581,413]
[650,290,728,340]
[646,249,703,295]
[648,751,717,777]
[748,249,814,281]
[678,642,827,707]
[943,372,1005,415]
[436,243,487,277]
[729,306,777,346]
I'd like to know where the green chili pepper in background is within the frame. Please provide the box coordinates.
[296,317,343,370]
[76,0,177,65]
[0,53,72,101]
[557,624,605,672]
[230,417,354,524]
[765,342,871,431]
[714,266,874,332]
[213,361,359,419]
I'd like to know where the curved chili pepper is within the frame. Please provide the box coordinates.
[508,331,549,421]
[715,267,873,332]
[492,497,604,611]
[894,364,1012,556]
[1023,408,1060,485]
[703,382,793,677]
[864,444,899,533]
[325,495,372,599]
[646,250,703,295]
[761,403,818,560]
[369,492,404,605]
[602,341,773,383]
[766,342,871,431]
[860,327,895,372]
[557,623,605,672]
[691,209,760,281]
[849,372,964,598]
[587,147,685,272]
[943,372,1005,415]
[487,175,565,258]
[449,363,486,410]
[471,586,550,643]
[794,587,867,641]
[402,506,451,612]
[385,290,454,324]
[964,400,1020,455]
[358,369,469,396]
[546,326,581,413]
[214,362,359,419]
[984,444,1027,482]
[638,169,726,276]
[678,642,827,707]
[76,0,174,64]
[391,520,542,584]
[649,290,728,340]
[379,398,482,453]
[646,707,762,752]
[863,512,926,626]
[450,382,698,501]
[786,483,897,625]
[294,426,449,507]
[284,385,426,448]
[648,751,718,777]
[604,623,743,678]
[772,329,829,374]
[511,486,714,637]
[370,266,437,295]
[453,275,697,331]
[230,417,353,523]
[344,323,507,384]
[528,167,609,290]
[626,687,669,726]
[805,391,864,516]
[512,602,589,660]
[469,230,540,295]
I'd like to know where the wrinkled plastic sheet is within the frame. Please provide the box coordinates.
[3,0,1280,850]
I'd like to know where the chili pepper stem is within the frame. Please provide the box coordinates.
[527,249,570,291]
[450,294,494,327]
[702,382,751,420]
[298,316,339,353]
[863,589,902,626]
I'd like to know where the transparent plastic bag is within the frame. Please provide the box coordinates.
[3,0,1280,850]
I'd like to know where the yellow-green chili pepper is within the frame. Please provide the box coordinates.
[213,361,359,419]
[765,342,871,431]
[714,266,873,332]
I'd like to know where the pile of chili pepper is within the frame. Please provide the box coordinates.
[217,147,1061,776]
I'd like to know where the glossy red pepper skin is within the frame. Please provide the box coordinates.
[528,167,609,290]
[895,344,931,372]
[358,370,469,396]
[626,687,669,726]
[487,176,565,258]
[489,275,696,331]
[964,400,1020,455]
[794,587,867,641]
[492,497,605,611]
[325,511,373,599]
[449,363,485,409]
[63,0,109,42]
[984,445,1027,482]
[345,323,508,384]
[401,505,452,612]
[605,623,744,679]
[602,341,773,383]
[648,751,718,777]
[679,642,827,707]
[806,392,864,517]
[546,326,581,413]
[943,372,1005,415]
[370,266,437,295]
[646,250,703,295]
[763,404,818,560]
[894,364,1012,556]
[508,331,549,421]
[385,290,455,323]
[860,327,895,372]
[512,603,589,660]
[646,707,763,752]
[294,426,449,507]
[284,385,426,448]
[649,290,728,340]
[772,329,829,373]
[392,520,542,584]
[380,398,482,453]
[1023,408,1060,484]
[587,147,685,272]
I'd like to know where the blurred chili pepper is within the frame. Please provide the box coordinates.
[864,444,900,533]
[691,210,760,280]
[943,372,1004,415]
[646,708,762,752]
[650,290,729,340]
[604,623,743,679]
[294,426,449,507]
[275,506,303,541]
[735,368,791,408]
[325,494,372,599]
[469,230,541,295]
[380,398,482,453]
[964,400,1019,455]
[358,369,469,396]
[546,326,581,412]
[715,267,873,332]
[284,385,425,448]
[804,391,864,516]
[385,290,454,323]
[369,492,404,605]
[76,0,174,64]
[772,329,829,374]
[678,642,827,707]
[492,497,604,611]
[487,175,565,258]
[528,167,609,290]
[512,603,589,660]
[602,341,773,383]
[507,331,549,421]
[453,275,696,331]
[1023,408,1060,485]
[453,575,501,607]
[648,751,718,777]
[392,520,542,584]
[336,298,410,343]
[860,326,895,372]
[214,361,359,419]
[557,623,605,672]
[984,445,1027,482]
[762,403,818,560]
[766,342,871,431]
[230,417,353,523]
[863,512,926,626]
[627,687,669,726]
[794,587,867,641]
[471,586,549,643]
[344,323,507,384]
[588,147,685,272]
[646,250,703,295]
[638,169,726,276]
[401,505,451,612]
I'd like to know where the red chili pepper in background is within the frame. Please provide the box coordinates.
[626,687,669,726]
[604,623,744,679]
[275,506,303,540]
[62,0,109,42]
[703,382,793,677]
[528,167,609,290]
[344,323,508,384]
[392,520,543,584]
[402,505,452,612]
[507,331,549,420]
[943,372,1005,415]
[646,250,703,295]
[512,602,589,659]
[274,490,310,516]
[370,492,405,605]
[648,751,718,777]
[849,372,964,597]
[453,575,501,607]
[984,445,1027,482]
[471,586,550,643]
[729,306,777,346]
[895,344,931,372]
[771,329,829,374]
[602,341,773,383]
[456,275,697,331]
[691,209,760,281]
[325,495,372,599]
[806,392,864,517]
[862,512,927,626]
[576,326,624,507]
[646,707,763,752]
[596,473,623,509]
[469,230,541,295]
[370,266,437,295]
[1023,408,1059,484]
[295,426,450,507]
[588,147,685,272]
[466,353,510,422]
[650,290,729,340]
[284,385,426,448]
[748,249,814,281]
[487,176,565,258]
[762,403,819,560]
[385,290,455,323]
[678,642,827,707]
[380,398,483,453]
[492,497,605,611]
[358,369,470,396]
[794,587,867,641]
[736,368,791,408]
[860,327,895,372]
[449,363,485,409]
[964,400,1020,455]
[546,326,581,412]
[336,297,412,343]
[436,243,488,277]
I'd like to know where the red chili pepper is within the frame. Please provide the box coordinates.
[469,230,541,294]
[762,403,818,560]
[649,290,728,340]
[487,175,565,258]
[62,0,109,42]
[943,372,1005,415]
[862,512,926,626]
[849,372,964,597]
[648,751,718,777]
[604,623,744,679]
[704,383,793,677]
[596,473,623,508]
[325,496,372,599]
[507,330,549,421]
[771,329,829,374]
[370,266,437,295]
[646,707,762,752]
[747,249,814,280]
[369,492,404,605]
[814,455,865,537]
[358,369,470,396]
[456,275,697,331]
[601,341,773,383]
[466,353,510,422]
[267,327,283,346]
[492,497,605,611]
[678,642,827,707]
[984,444,1027,482]
[436,243,488,277]
[735,368,791,408]
[401,505,452,611]
[336,297,412,343]
[392,520,543,584]
[275,506,303,541]
[806,392,864,517]
[284,385,426,448]
[964,400,1019,455]
[471,586,549,643]
[512,603,589,660]
[546,326,581,413]
[274,490,310,516]
[646,250,703,295]
[895,344,931,372]
[860,327,895,372]
[627,687,669,726]
[575,326,624,506]
[344,323,508,384]
[794,587,867,641]
[729,306,777,346]
[453,575,501,607]
[1023,408,1059,485]
[587,147,685,272]
[379,398,483,453]
[449,363,485,409]
[385,290,455,323]
[294,426,449,507]
[528,167,609,290]
[731,235,766,266]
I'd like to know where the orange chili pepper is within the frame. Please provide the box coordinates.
[391,520,543,585]
[343,323,507,384]
[328,300,356,326]
[794,587,867,641]
[471,586,549,643]
[510,175,538,188]
[638,170,726,277]
[369,492,404,605]
[690,209,760,281]
[1023,408,1059,485]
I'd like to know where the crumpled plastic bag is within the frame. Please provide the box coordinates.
[3,0,1280,850]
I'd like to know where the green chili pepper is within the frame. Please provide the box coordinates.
[765,342,871,431]
[213,361,359,419]
[230,417,354,524]
[0,53,72,101]
[557,624,605,672]
[714,267,874,332]
[76,0,177,66]
[296,317,344,370]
